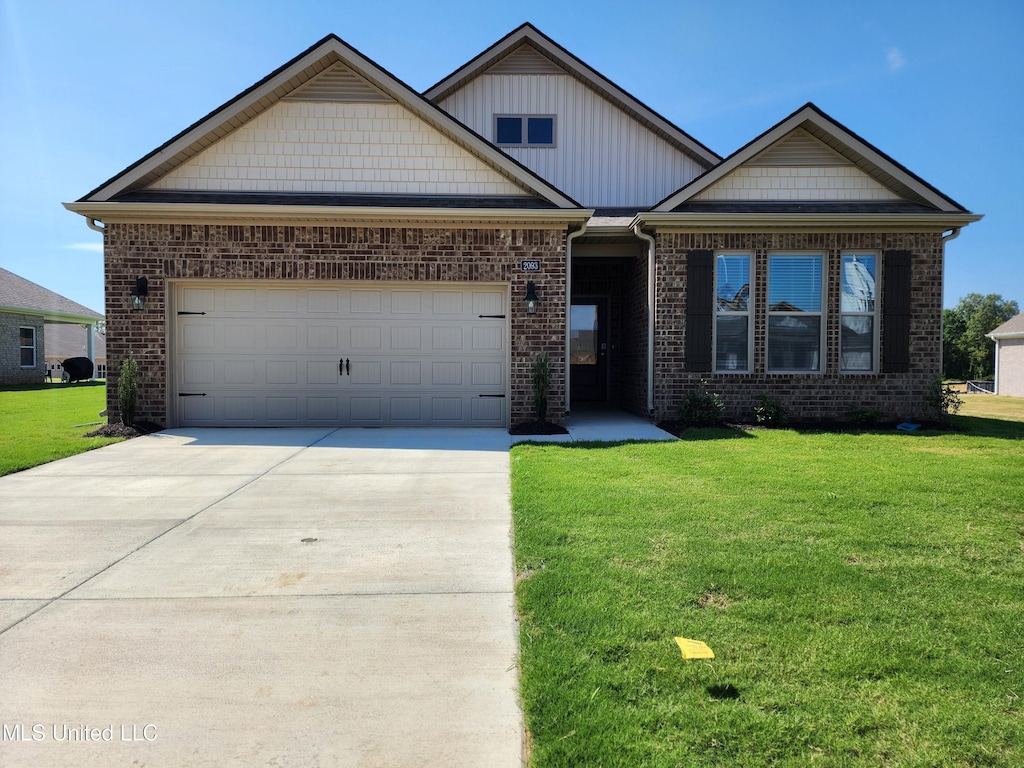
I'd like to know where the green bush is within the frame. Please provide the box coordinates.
[754,394,788,427]
[117,351,138,427]
[675,380,724,427]
[847,405,883,427]
[532,352,550,422]
[925,377,962,421]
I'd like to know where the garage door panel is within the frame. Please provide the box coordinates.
[174,283,507,427]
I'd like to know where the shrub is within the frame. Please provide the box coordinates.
[532,352,550,422]
[924,377,962,421]
[675,380,724,427]
[117,351,138,427]
[847,405,883,427]
[754,394,788,427]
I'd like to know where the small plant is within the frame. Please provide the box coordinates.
[675,380,724,427]
[117,351,139,428]
[925,377,962,421]
[754,394,788,427]
[847,405,883,427]
[532,352,551,423]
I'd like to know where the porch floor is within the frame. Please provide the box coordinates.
[511,407,676,444]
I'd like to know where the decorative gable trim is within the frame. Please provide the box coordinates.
[77,34,581,209]
[283,62,394,103]
[486,43,565,75]
[748,128,847,167]
[653,103,970,213]
[424,23,721,169]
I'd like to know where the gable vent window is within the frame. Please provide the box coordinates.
[495,115,556,147]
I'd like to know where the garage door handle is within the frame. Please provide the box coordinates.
[339,358,343,376]
[345,358,350,376]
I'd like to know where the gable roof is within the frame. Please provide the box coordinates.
[423,23,721,170]
[987,312,1024,340]
[653,103,971,214]
[0,268,103,323]
[73,34,582,212]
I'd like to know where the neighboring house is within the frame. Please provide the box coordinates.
[987,312,1024,397]
[0,267,103,386]
[64,24,980,428]
[44,323,107,380]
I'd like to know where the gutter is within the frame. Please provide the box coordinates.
[631,221,656,417]
[631,212,983,231]
[564,220,588,414]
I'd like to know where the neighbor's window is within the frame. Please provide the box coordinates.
[840,253,877,371]
[767,254,824,372]
[495,115,556,147]
[715,253,751,371]
[19,326,36,368]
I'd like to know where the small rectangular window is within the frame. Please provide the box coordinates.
[768,254,824,372]
[19,326,36,368]
[494,115,555,147]
[841,254,878,371]
[714,253,751,371]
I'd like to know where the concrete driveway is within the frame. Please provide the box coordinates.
[0,428,521,767]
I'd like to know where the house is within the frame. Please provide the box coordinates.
[64,24,980,428]
[0,267,103,386]
[987,312,1024,397]
[44,323,107,380]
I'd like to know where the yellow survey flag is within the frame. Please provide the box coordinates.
[675,637,715,660]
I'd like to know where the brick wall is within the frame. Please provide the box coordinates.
[103,223,567,427]
[0,312,44,385]
[653,231,945,422]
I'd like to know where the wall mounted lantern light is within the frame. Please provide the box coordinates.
[130,276,148,311]
[525,281,540,315]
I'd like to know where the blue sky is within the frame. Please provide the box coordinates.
[1,0,1021,314]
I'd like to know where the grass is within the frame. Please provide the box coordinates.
[511,407,1024,766]
[0,383,121,476]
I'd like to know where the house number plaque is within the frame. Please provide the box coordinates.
[521,259,541,272]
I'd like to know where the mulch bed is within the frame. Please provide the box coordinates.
[509,421,570,436]
[85,421,164,439]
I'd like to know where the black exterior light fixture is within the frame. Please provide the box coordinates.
[525,280,540,315]
[130,276,148,311]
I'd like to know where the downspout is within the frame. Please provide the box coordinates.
[86,218,105,233]
[938,227,961,381]
[565,221,588,416]
[631,222,656,418]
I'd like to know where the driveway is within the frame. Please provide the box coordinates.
[0,428,521,767]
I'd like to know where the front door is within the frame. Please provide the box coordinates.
[570,298,608,402]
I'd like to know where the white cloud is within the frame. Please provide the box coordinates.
[887,47,906,72]
[64,242,103,253]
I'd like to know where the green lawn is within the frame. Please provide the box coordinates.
[511,413,1024,766]
[0,384,121,476]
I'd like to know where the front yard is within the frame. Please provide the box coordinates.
[511,405,1024,766]
[0,384,120,476]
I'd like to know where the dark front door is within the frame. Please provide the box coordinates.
[570,298,608,402]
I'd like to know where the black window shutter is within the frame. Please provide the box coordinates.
[686,250,714,372]
[882,250,912,373]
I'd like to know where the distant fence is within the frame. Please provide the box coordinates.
[966,380,994,394]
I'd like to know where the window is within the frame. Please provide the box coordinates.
[494,115,555,147]
[715,253,751,371]
[841,253,877,371]
[19,326,36,368]
[768,254,824,372]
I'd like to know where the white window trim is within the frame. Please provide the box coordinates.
[493,114,557,148]
[767,252,826,374]
[713,251,753,373]
[19,326,36,368]
[840,251,880,374]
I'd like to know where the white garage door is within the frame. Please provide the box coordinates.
[172,282,508,427]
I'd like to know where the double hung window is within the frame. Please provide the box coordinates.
[714,253,751,371]
[19,327,36,367]
[767,254,824,372]
[840,254,877,371]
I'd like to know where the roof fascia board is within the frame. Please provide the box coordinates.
[653,104,968,213]
[424,23,722,168]
[0,304,102,323]
[64,201,594,228]
[83,35,581,210]
[988,331,1024,340]
[633,211,982,231]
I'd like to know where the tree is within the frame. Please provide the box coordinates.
[943,294,1019,380]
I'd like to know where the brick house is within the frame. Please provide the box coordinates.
[988,312,1024,397]
[0,267,103,386]
[65,24,980,428]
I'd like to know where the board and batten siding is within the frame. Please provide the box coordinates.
[150,100,527,196]
[438,74,705,208]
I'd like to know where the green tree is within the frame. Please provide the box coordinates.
[943,294,1019,380]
